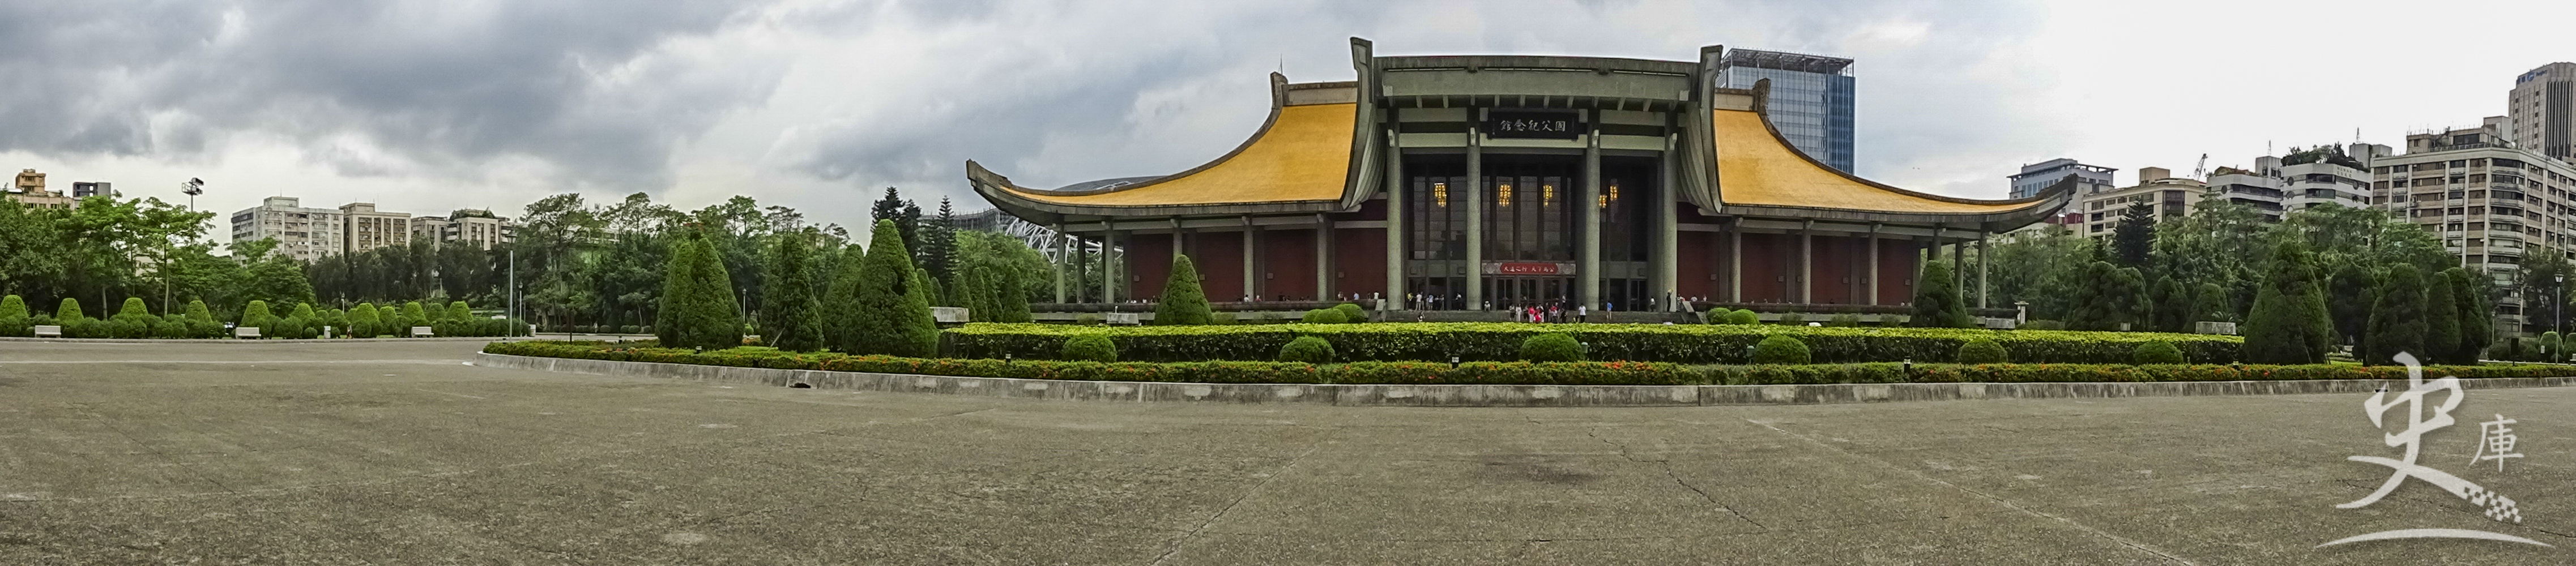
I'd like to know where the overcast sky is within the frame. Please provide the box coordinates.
[5,1,2571,242]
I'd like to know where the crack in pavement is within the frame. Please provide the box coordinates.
[1746,418,2201,565]
[1145,435,1330,566]
[1584,427,1765,531]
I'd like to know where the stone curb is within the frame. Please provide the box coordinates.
[471,353,2576,407]
[0,336,507,344]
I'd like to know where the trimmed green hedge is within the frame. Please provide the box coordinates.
[948,323,2244,364]
[486,341,2571,386]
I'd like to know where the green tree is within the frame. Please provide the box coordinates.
[2241,243,2334,364]
[2325,263,2375,345]
[1908,260,1972,328]
[2362,264,2428,366]
[348,302,380,337]
[2423,273,2462,365]
[239,300,272,330]
[2111,203,2156,268]
[2446,267,2492,364]
[1,295,27,336]
[842,220,937,357]
[761,233,825,352]
[446,301,471,323]
[2146,276,2196,333]
[922,197,957,286]
[1156,254,1214,325]
[184,300,212,323]
[654,229,744,350]
[2066,261,2145,331]
[55,297,84,321]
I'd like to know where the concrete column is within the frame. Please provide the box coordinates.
[1171,217,1185,259]
[1242,216,1257,303]
[1580,121,1601,310]
[1465,120,1484,310]
[1977,231,1990,308]
[1799,229,1814,304]
[1313,215,1330,301]
[1655,132,1679,308]
[1102,226,1119,303]
[1953,239,1967,297]
[1052,222,1068,304]
[1384,127,1405,310]
[1866,225,1882,306]
[1727,223,1743,302]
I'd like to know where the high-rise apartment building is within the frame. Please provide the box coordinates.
[2008,158,2117,199]
[2204,145,2379,222]
[339,202,411,255]
[1719,49,1854,173]
[2366,121,2576,333]
[2511,62,2576,164]
[229,196,344,263]
[70,181,114,198]
[411,209,515,250]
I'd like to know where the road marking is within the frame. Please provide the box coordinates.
[415,389,488,400]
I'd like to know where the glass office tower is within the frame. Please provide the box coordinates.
[1720,49,1855,173]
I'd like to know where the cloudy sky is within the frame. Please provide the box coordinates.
[5,0,2571,241]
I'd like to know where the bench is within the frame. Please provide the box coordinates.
[411,326,435,338]
[233,327,261,339]
[33,325,61,338]
[931,306,970,323]
[1104,312,1141,325]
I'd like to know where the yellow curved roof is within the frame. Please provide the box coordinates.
[997,102,1355,207]
[1712,109,2031,214]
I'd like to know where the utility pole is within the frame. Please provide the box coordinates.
[507,248,517,338]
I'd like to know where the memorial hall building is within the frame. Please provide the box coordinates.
[968,38,2069,313]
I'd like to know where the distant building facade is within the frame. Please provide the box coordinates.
[2204,145,2379,222]
[230,196,345,263]
[2008,158,2117,200]
[2076,166,2208,238]
[2368,121,2576,333]
[1719,49,1855,173]
[411,209,514,250]
[2511,62,2576,164]
[69,181,114,198]
[3,169,75,211]
[339,202,412,255]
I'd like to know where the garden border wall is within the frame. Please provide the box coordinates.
[472,353,2576,407]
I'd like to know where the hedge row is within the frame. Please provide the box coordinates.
[946,323,2245,365]
[487,341,2568,386]
[484,341,1695,385]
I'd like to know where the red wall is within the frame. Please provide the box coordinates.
[1330,228,1388,300]
[1124,233,1172,301]
[1738,233,1789,302]
[1878,238,1918,306]
[1678,230,1715,301]
[1260,229,1320,301]
[1808,235,1854,304]
[1191,231,1247,302]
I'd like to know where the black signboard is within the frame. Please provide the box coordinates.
[1483,110,1583,140]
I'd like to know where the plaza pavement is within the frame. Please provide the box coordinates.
[0,339,2569,565]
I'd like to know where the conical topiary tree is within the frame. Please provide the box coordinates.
[1,295,27,337]
[654,229,744,350]
[843,220,937,357]
[2362,264,2428,366]
[2241,242,2333,365]
[185,300,213,323]
[761,233,825,352]
[402,301,427,323]
[56,298,85,321]
[2445,267,2491,364]
[2423,273,2462,365]
[447,302,471,323]
[349,302,380,337]
[823,241,869,351]
[1909,260,1972,328]
[1156,254,1213,325]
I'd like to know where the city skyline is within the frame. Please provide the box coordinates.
[3,1,2572,244]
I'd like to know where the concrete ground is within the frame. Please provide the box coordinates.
[1,340,2569,565]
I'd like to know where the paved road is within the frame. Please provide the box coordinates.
[1,340,2569,565]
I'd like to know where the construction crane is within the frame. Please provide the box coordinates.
[2192,153,2208,180]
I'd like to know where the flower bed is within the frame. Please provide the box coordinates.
[946,323,2245,365]
[485,341,2568,386]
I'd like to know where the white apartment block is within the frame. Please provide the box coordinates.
[2368,122,2576,333]
[411,209,515,250]
[339,202,411,255]
[2076,166,2208,238]
[2509,62,2574,165]
[230,196,344,263]
[2205,145,2378,222]
[2007,158,2118,200]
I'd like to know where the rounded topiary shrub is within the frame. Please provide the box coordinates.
[1828,314,1863,327]
[1956,338,2010,364]
[2133,341,2186,365]
[1520,333,1584,362]
[1333,303,1367,324]
[1777,313,1807,326]
[1277,336,1336,363]
[1061,334,1118,362]
[1725,309,1759,325]
[1301,308,1347,324]
[2020,319,2066,331]
[1750,335,1811,365]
